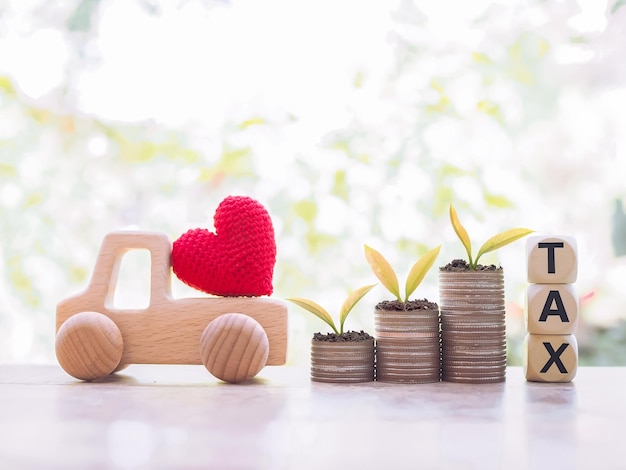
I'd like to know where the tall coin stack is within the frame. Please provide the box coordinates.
[439,269,507,383]
[374,300,441,383]
[524,236,578,382]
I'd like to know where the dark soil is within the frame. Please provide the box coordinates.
[439,258,501,272]
[375,299,439,311]
[312,330,373,342]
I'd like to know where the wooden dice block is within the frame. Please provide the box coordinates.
[524,334,578,382]
[527,235,577,284]
[525,284,578,335]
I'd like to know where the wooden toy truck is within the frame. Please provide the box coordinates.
[55,231,288,383]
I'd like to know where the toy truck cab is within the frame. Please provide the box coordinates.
[55,231,288,382]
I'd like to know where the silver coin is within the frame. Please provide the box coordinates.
[444,342,505,348]
[377,375,440,384]
[442,344,505,352]
[442,337,505,344]
[442,346,506,354]
[378,360,440,368]
[442,369,506,379]
[443,359,506,367]
[378,360,441,370]
[311,353,375,363]
[439,270,504,282]
[311,374,374,383]
[442,374,505,384]
[311,343,375,361]
[442,328,505,336]
[443,351,506,360]
[442,373,505,381]
[375,330,440,340]
[377,349,441,357]
[376,339,441,349]
[378,370,441,377]
[442,368,506,375]
[442,332,505,339]
[442,319,505,325]
[375,311,440,321]
[443,308,504,315]
[442,317,505,325]
[439,297,505,308]
[378,360,441,369]
[381,352,440,361]
[443,323,506,335]
[443,350,506,358]
[377,366,440,375]
[441,312,505,320]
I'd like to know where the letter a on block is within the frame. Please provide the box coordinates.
[525,284,578,335]
[527,235,578,284]
[539,291,568,322]
[524,334,578,382]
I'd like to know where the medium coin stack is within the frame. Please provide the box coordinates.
[439,270,506,383]
[310,338,375,383]
[375,302,441,383]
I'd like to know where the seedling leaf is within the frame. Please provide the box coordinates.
[339,284,377,334]
[404,245,441,303]
[475,228,535,265]
[364,245,401,301]
[287,298,338,334]
[450,204,473,266]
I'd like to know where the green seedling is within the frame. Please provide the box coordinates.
[364,244,441,303]
[449,203,534,270]
[287,284,376,335]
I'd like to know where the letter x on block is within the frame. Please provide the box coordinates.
[524,334,578,382]
[540,342,569,373]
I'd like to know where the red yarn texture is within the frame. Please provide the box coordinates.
[171,196,276,297]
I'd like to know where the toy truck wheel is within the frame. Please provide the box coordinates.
[55,311,124,381]
[200,313,270,384]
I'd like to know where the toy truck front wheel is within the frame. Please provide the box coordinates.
[55,311,124,381]
[199,313,270,383]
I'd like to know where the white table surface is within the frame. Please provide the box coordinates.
[0,365,624,470]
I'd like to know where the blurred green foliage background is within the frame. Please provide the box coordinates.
[1,0,626,365]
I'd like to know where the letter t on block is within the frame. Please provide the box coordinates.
[524,334,578,382]
[527,236,578,284]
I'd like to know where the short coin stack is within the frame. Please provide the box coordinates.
[439,269,506,383]
[524,236,578,382]
[374,300,441,383]
[310,337,376,383]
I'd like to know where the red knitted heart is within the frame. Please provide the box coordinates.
[171,196,276,297]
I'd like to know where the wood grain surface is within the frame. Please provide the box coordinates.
[0,366,624,469]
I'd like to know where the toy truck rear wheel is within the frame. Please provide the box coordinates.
[55,311,124,381]
[199,313,270,383]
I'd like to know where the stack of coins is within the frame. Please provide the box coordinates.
[375,304,441,383]
[310,338,375,383]
[439,270,506,383]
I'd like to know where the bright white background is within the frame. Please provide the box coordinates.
[1,0,626,365]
